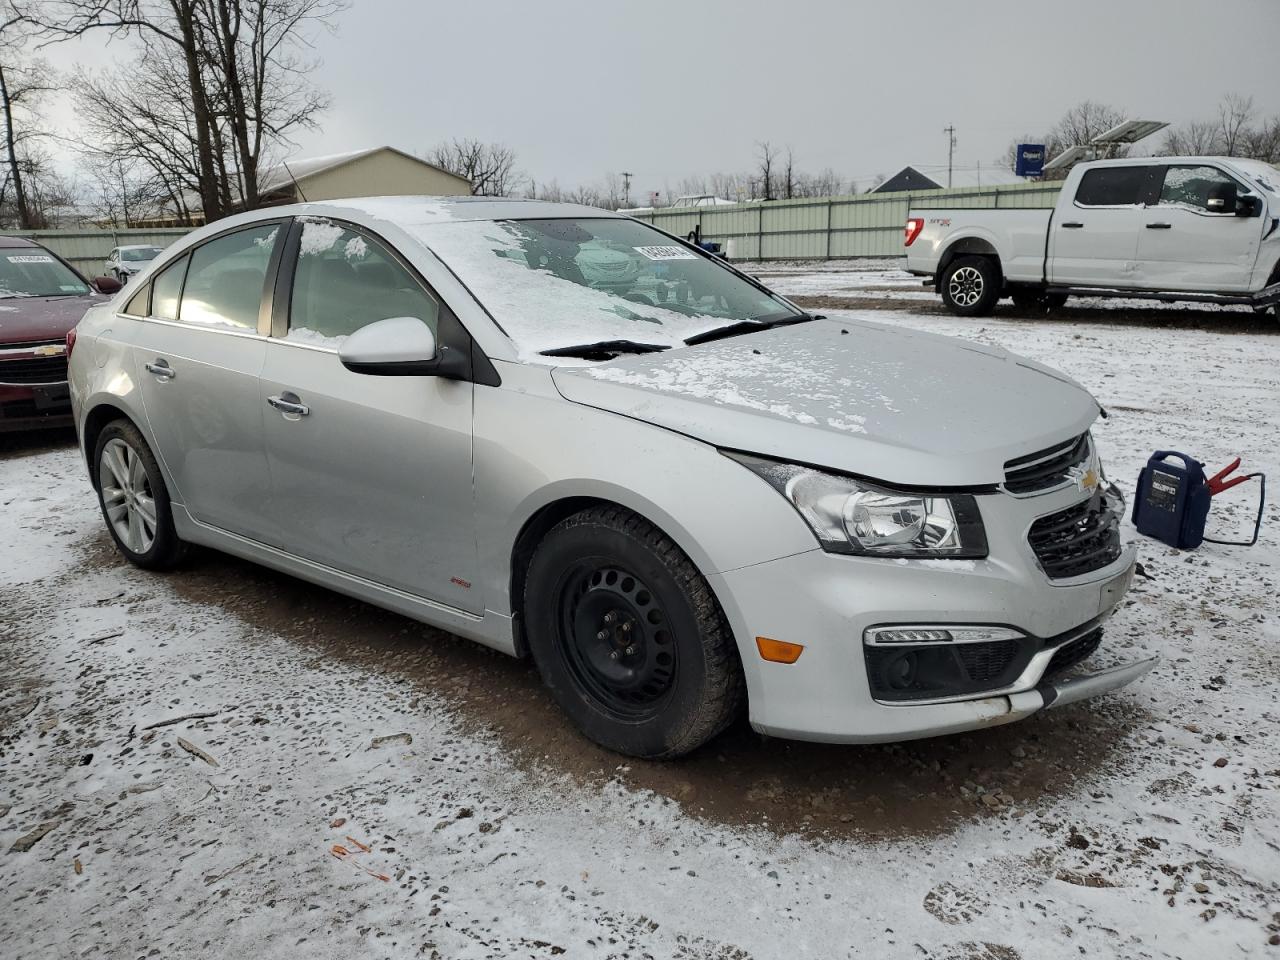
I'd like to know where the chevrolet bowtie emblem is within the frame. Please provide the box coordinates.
[33,344,66,357]
[1070,465,1100,494]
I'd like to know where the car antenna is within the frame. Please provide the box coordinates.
[282,161,308,203]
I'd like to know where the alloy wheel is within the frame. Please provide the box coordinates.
[98,437,157,554]
[948,265,984,307]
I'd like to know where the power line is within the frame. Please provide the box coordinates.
[942,125,957,188]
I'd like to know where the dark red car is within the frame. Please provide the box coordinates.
[0,236,120,432]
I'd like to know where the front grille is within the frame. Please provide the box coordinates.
[1043,628,1103,677]
[1004,433,1090,494]
[1028,491,1121,579]
[956,639,1019,682]
[0,355,68,385]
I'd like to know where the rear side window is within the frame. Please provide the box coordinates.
[180,224,280,330]
[1074,167,1149,207]
[287,218,439,345]
[149,255,189,321]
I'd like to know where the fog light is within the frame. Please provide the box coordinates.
[886,652,917,689]
[865,625,1025,645]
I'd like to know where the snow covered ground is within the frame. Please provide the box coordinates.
[2,274,1278,959]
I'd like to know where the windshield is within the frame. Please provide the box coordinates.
[0,250,90,298]
[121,247,163,262]
[416,217,798,360]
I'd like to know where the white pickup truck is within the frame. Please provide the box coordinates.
[904,156,1280,317]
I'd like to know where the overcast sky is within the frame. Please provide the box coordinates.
[40,0,1280,199]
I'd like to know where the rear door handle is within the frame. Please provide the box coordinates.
[268,392,310,418]
[1146,222,1172,230]
[144,359,175,380]
[1061,222,1084,229]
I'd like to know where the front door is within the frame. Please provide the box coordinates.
[1048,165,1151,287]
[131,222,282,541]
[259,218,482,613]
[1134,164,1261,292]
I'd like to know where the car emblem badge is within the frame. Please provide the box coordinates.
[34,344,66,357]
[1069,464,1100,494]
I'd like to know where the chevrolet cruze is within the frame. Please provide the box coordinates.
[67,197,1156,757]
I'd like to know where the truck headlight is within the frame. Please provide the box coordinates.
[726,452,988,559]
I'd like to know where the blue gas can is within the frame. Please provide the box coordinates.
[1132,451,1211,549]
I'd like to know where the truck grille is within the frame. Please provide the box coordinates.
[1004,434,1090,495]
[0,355,68,385]
[1028,492,1122,579]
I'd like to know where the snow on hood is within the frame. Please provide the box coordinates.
[551,317,1100,487]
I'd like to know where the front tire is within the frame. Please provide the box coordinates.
[940,256,1001,317]
[94,420,185,570]
[524,507,744,758]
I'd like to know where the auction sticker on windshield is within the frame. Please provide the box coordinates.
[7,255,55,263]
[633,245,697,261]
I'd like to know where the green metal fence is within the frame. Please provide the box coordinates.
[11,228,193,274]
[629,181,1063,260]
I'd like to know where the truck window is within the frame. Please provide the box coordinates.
[1156,165,1248,213]
[1074,167,1150,207]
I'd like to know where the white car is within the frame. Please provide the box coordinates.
[69,197,1154,758]
[905,156,1280,316]
[105,245,165,284]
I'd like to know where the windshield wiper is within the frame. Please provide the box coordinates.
[539,339,671,361]
[683,313,819,346]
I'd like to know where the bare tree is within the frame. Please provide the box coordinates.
[1050,100,1127,151]
[1160,120,1221,157]
[1217,93,1254,156]
[425,138,518,196]
[781,146,795,200]
[1240,116,1280,164]
[0,7,57,228]
[755,141,777,201]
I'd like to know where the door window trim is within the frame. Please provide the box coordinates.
[1072,165,1156,209]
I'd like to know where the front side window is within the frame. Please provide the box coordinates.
[287,218,439,345]
[1075,167,1150,207]
[0,248,91,298]
[149,255,189,321]
[414,217,797,359]
[179,224,279,330]
[1157,165,1248,213]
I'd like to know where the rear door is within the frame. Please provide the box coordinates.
[258,217,482,613]
[131,221,284,540]
[1048,165,1151,286]
[1134,163,1261,292]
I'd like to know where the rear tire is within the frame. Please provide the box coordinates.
[93,419,186,570]
[940,256,1001,317]
[523,506,744,759]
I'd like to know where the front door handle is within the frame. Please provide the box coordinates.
[268,392,310,418]
[1061,222,1084,229]
[1145,222,1173,230]
[144,359,175,380]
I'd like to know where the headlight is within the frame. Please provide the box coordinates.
[725,452,988,559]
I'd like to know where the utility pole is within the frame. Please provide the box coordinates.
[943,125,957,188]
[620,171,633,207]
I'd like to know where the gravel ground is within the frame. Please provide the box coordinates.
[1,271,1278,958]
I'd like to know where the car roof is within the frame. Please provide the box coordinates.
[0,236,42,249]
[304,195,627,224]
[116,244,161,251]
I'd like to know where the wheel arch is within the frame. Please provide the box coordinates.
[82,401,135,491]
[937,235,1003,288]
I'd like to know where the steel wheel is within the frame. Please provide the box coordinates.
[947,265,984,307]
[98,437,157,554]
[556,562,677,720]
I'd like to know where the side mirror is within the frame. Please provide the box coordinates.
[1206,182,1238,213]
[338,316,467,378]
[1236,194,1262,217]
[93,275,123,294]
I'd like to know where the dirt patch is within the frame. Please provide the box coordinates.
[55,531,1148,843]
[790,293,1280,334]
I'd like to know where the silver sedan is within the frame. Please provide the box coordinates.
[68,197,1155,757]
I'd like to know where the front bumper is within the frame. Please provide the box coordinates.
[0,382,73,433]
[709,483,1152,744]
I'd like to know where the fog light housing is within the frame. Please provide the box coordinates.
[864,625,1031,702]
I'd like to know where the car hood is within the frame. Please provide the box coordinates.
[0,293,108,344]
[550,317,1100,487]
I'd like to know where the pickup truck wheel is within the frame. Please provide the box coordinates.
[524,506,744,759]
[941,256,1000,317]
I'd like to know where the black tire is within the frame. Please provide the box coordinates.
[523,506,744,759]
[93,419,186,570]
[940,255,1001,317]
